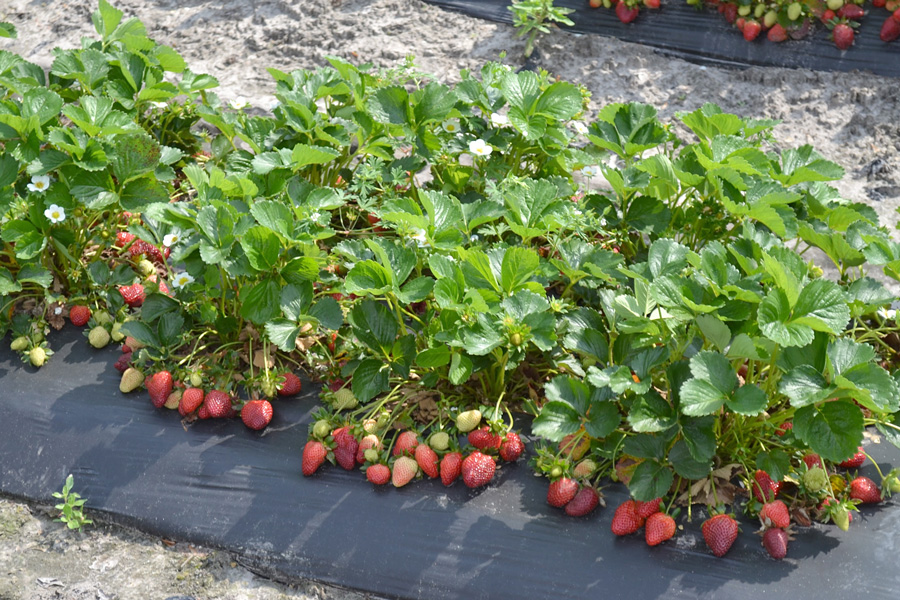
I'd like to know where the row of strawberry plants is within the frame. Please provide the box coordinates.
[3,0,900,560]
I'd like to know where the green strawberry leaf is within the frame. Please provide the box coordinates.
[584,400,621,439]
[532,401,580,442]
[348,300,398,354]
[793,400,864,463]
[726,384,767,416]
[416,347,452,368]
[629,460,674,502]
[309,297,342,330]
[627,391,677,433]
[668,440,712,479]
[352,358,389,403]
[448,352,473,385]
[755,451,791,482]
[680,416,717,462]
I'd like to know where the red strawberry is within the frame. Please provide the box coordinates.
[116,231,136,248]
[742,19,762,41]
[392,456,419,487]
[69,305,91,327]
[332,426,355,448]
[113,351,132,373]
[241,400,273,430]
[881,15,900,41]
[277,372,302,396]
[415,444,440,479]
[302,441,327,476]
[702,514,739,557]
[776,422,793,437]
[204,390,234,418]
[393,430,419,456]
[762,527,789,559]
[118,283,145,307]
[837,4,864,18]
[849,476,881,504]
[334,445,356,470]
[636,497,663,520]
[440,452,463,486]
[179,388,205,416]
[823,9,836,21]
[645,512,677,546]
[803,453,824,470]
[366,463,391,485]
[615,1,640,23]
[768,24,788,42]
[356,434,382,464]
[838,447,865,469]
[833,23,855,49]
[499,432,525,462]
[198,405,210,420]
[644,0,660,7]
[468,427,502,450]
[722,2,739,23]
[565,487,601,517]
[547,478,579,508]
[752,470,782,502]
[759,500,790,529]
[611,500,643,536]
[461,451,496,488]
[147,371,174,409]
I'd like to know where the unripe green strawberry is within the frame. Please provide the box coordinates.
[88,326,111,348]
[111,322,125,342]
[119,367,144,393]
[375,412,391,428]
[28,347,47,367]
[827,0,843,10]
[430,431,450,451]
[886,475,900,494]
[833,507,850,531]
[573,459,598,478]
[550,465,564,479]
[456,409,482,433]
[332,388,358,411]
[189,371,203,387]
[738,4,751,15]
[94,311,113,325]
[364,448,380,463]
[763,9,778,26]
[164,389,182,410]
[754,3,765,17]
[803,467,828,492]
[313,419,331,438]
[137,259,156,276]
[509,332,523,346]
[10,336,29,351]
[260,378,277,398]
[787,2,802,19]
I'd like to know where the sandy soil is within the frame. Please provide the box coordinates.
[1,0,899,597]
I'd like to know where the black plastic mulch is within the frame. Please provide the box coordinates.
[423,0,900,77]
[2,327,900,599]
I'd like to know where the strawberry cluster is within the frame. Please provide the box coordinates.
[588,0,661,23]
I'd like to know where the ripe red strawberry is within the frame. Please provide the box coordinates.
[752,470,782,502]
[722,2,739,23]
[611,500,643,536]
[302,441,327,476]
[644,0,660,7]
[415,444,440,479]
[147,371,174,409]
[636,497,663,520]
[803,453,824,470]
[776,422,793,437]
[768,24,788,42]
[468,427,502,450]
[392,456,419,487]
[393,430,419,456]
[837,3,864,18]
[838,447,865,469]
[615,1,640,23]
[762,527,789,559]
[565,487,600,517]
[849,476,881,504]
[547,478,579,508]
[277,372,302,396]
[440,452,463,486]
[116,231,136,247]
[334,445,356,470]
[499,432,525,462]
[645,512,676,546]
[702,514,739,557]
[823,9,837,21]
[179,388,205,416]
[881,14,900,41]
[69,305,91,327]
[742,19,762,41]
[366,463,391,485]
[759,500,790,529]
[113,351,132,373]
[241,400,273,430]
[204,390,234,418]
[198,405,210,420]
[833,23,855,50]
[461,451,496,488]
[118,283,145,307]
[331,426,355,449]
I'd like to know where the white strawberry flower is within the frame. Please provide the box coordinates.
[490,112,509,128]
[28,175,52,193]
[44,204,65,224]
[878,307,897,321]
[229,96,249,110]
[150,101,168,110]
[468,139,493,158]
[570,121,589,135]
[410,228,428,247]
[442,119,461,134]
[172,272,195,289]
[162,233,180,247]
[580,165,601,178]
